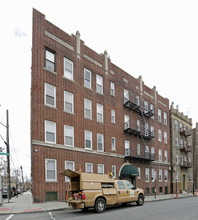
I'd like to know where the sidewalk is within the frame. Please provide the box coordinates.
[0,191,194,214]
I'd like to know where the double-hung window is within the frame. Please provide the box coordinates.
[45,120,56,144]
[98,164,104,174]
[97,133,104,152]
[65,161,75,182]
[64,91,74,113]
[158,109,162,122]
[84,99,92,119]
[111,137,116,151]
[152,169,156,182]
[124,115,129,130]
[110,82,115,96]
[97,103,103,122]
[164,131,167,144]
[85,163,93,173]
[158,129,162,142]
[125,140,130,156]
[96,74,103,94]
[164,112,167,125]
[164,170,168,181]
[145,168,149,182]
[137,167,141,179]
[64,57,73,80]
[85,130,92,150]
[45,83,56,107]
[45,158,57,181]
[159,169,162,182]
[164,150,168,162]
[111,109,115,123]
[159,149,162,161]
[112,165,116,178]
[64,125,74,147]
[124,89,129,103]
[84,68,91,89]
[45,48,55,72]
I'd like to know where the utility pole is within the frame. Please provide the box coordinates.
[20,166,24,192]
[6,110,11,201]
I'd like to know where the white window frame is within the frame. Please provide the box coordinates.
[145,168,149,182]
[45,83,56,108]
[175,137,178,146]
[65,160,75,182]
[124,114,129,129]
[124,89,129,103]
[64,57,73,80]
[176,154,178,165]
[84,99,92,119]
[164,170,168,182]
[45,49,55,72]
[137,143,141,155]
[159,169,162,182]
[85,130,92,150]
[110,82,115,96]
[158,109,162,122]
[152,169,156,182]
[175,120,178,131]
[97,103,103,123]
[111,109,115,123]
[45,158,57,182]
[158,129,162,142]
[64,125,74,147]
[138,167,141,179]
[164,112,167,125]
[98,164,104,174]
[125,140,130,156]
[159,149,162,161]
[64,90,74,114]
[111,137,116,151]
[112,165,116,178]
[85,163,93,173]
[96,74,103,94]
[97,133,104,152]
[164,150,168,162]
[45,120,56,144]
[164,131,167,144]
[84,68,91,89]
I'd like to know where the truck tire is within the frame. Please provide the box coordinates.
[136,194,144,206]
[94,198,106,213]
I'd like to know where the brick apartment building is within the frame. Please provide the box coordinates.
[169,103,193,194]
[31,9,170,202]
[193,123,198,191]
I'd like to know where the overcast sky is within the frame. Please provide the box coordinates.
[0,0,198,178]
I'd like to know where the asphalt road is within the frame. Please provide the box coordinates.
[0,197,198,220]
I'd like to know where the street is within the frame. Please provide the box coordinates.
[0,197,198,220]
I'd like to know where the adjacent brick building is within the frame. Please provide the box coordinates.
[193,123,198,191]
[31,9,171,202]
[170,103,193,193]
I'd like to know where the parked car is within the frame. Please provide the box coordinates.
[2,187,8,198]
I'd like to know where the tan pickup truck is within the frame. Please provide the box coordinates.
[60,169,144,213]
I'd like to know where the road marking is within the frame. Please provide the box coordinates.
[48,212,56,220]
[5,214,14,220]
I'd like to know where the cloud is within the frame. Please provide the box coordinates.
[14,28,27,37]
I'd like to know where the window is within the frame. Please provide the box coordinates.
[138,167,141,179]
[151,147,155,157]
[96,74,103,94]
[65,161,75,182]
[150,104,154,116]
[175,119,178,131]
[110,82,115,96]
[145,146,149,158]
[151,126,155,137]
[175,137,178,146]
[164,131,167,144]
[180,138,183,148]
[45,83,56,107]
[45,48,55,72]
[164,170,168,181]
[189,172,192,181]
[84,68,91,88]
[158,129,162,142]
[137,143,140,155]
[137,120,140,131]
[97,133,104,152]
[97,103,103,122]
[145,168,149,182]
[125,140,130,156]
[159,149,162,161]
[164,150,168,162]
[84,99,92,119]
[85,163,93,173]
[117,181,125,189]
[152,169,156,182]
[124,89,129,103]
[164,112,167,125]
[112,165,116,178]
[64,125,74,147]
[136,96,140,105]
[45,121,56,143]
[45,158,57,181]
[112,137,116,151]
[176,154,178,165]
[85,130,92,150]
[126,181,134,189]
[98,164,104,174]
[111,109,115,123]
[144,101,148,113]
[124,114,129,129]
[64,57,73,80]
[158,109,162,122]
[159,169,162,182]
[64,91,74,113]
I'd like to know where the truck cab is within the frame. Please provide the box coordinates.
[60,169,144,213]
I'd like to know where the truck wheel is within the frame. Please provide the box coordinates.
[136,194,144,206]
[94,198,106,213]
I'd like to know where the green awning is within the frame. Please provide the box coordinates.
[120,164,139,177]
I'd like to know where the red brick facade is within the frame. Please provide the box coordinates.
[31,9,171,202]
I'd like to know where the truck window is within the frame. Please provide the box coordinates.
[117,180,125,189]
[125,181,135,189]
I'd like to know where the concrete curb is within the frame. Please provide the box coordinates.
[145,195,194,202]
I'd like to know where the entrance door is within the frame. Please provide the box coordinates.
[183,175,186,191]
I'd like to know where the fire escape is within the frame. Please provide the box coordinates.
[179,127,192,168]
[123,92,155,162]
